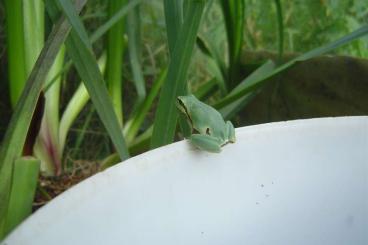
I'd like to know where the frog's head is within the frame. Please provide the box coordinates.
[176,95,191,116]
[176,94,197,118]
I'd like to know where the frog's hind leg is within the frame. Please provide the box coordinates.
[189,134,222,153]
[225,121,236,143]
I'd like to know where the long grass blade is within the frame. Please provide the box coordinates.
[164,0,183,54]
[49,0,130,160]
[164,0,191,139]
[59,54,107,155]
[106,0,126,126]
[4,157,40,235]
[151,0,206,148]
[196,36,227,93]
[45,0,143,91]
[55,0,91,50]
[219,60,276,119]
[4,0,27,107]
[23,0,45,75]
[193,78,218,101]
[220,0,244,88]
[124,69,167,144]
[214,25,368,109]
[0,0,87,238]
[90,0,143,43]
[127,3,146,103]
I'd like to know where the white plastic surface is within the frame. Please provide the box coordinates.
[2,117,368,245]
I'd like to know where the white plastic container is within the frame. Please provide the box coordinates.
[2,117,368,245]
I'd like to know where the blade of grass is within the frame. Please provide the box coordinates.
[59,53,107,155]
[193,78,218,101]
[4,157,40,235]
[164,0,183,54]
[45,0,143,92]
[130,126,153,155]
[124,68,167,144]
[72,107,95,158]
[164,0,192,140]
[219,60,276,119]
[0,0,87,238]
[127,3,146,104]
[23,0,45,75]
[48,0,130,160]
[106,0,127,127]
[90,0,143,43]
[55,0,91,50]
[151,0,206,148]
[214,25,368,109]
[196,36,227,93]
[4,0,27,107]
[220,0,244,88]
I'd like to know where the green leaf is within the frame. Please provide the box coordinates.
[163,0,190,141]
[196,36,227,93]
[106,0,127,126]
[23,0,45,75]
[45,0,142,91]
[5,157,40,235]
[193,78,218,101]
[214,25,368,109]
[127,3,146,103]
[124,69,167,144]
[4,0,27,107]
[219,60,276,119]
[164,0,183,54]
[59,54,107,154]
[48,0,130,160]
[220,0,244,88]
[55,0,91,50]
[90,0,143,43]
[151,0,206,148]
[0,0,87,238]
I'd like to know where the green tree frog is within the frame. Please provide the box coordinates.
[176,94,236,153]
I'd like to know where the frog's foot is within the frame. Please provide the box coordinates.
[189,134,222,153]
[226,121,236,143]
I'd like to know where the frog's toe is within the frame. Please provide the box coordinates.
[226,121,236,143]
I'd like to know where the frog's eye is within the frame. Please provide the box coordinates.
[206,128,211,135]
[177,99,188,114]
[177,98,184,107]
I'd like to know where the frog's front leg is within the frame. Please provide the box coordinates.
[226,121,236,143]
[188,134,222,153]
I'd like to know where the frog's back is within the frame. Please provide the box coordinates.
[191,100,227,134]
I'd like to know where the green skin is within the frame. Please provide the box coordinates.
[176,94,236,153]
